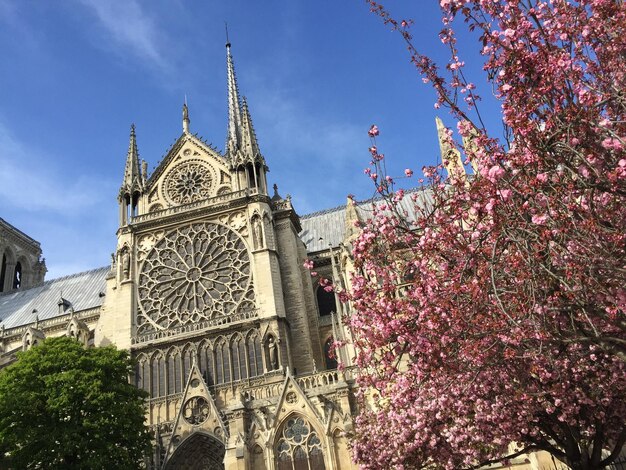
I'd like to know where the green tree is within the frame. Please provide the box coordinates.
[0,337,151,469]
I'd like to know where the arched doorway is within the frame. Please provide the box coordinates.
[164,432,225,470]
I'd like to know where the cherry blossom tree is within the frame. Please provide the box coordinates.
[340,1,626,469]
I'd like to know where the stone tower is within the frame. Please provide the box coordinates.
[0,218,46,293]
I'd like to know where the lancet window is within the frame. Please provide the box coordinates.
[316,284,336,317]
[0,254,6,292]
[247,331,263,377]
[12,261,22,289]
[323,337,338,370]
[232,334,248,381]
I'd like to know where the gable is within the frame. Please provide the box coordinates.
[144,134,233,212]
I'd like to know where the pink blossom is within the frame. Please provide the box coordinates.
[368,125,379,137]
[602,137,623,150]
[498,189,512,200]
[487,165,505,181]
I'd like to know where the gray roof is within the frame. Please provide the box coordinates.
[299,188,433,253]
[300,205,347,253]
[0,267,109,329]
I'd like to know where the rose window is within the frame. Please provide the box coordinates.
[137,222,255,335]
[183,396,210,425]
[164,161,213,204]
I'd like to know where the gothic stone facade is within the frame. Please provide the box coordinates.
[0,44,358,470]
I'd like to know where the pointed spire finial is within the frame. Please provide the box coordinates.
[226,38,242,157]
[225,22,230,48]
[182,100,190,134]
[120,123,143,198]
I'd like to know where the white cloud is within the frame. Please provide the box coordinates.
[76,0,167,69]
[253,88,363,169]
[0,122,112,213]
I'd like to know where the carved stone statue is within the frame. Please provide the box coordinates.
[121,249,130,280]
[268,335,278,370]
[252,216,263,249]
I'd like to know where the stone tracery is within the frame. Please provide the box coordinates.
[276,416,325,470]
[163,160,214,205]
[137,222,255,336]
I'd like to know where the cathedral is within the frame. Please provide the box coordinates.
[0,43,362,470]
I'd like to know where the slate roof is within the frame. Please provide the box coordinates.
[300,205,347,253]
[0,267,109,329]
[299,187,434,253]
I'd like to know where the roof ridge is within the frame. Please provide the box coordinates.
[0,266,109,297]
[41,265,109,285]
[300,204,346,220]
[300,186,429,220]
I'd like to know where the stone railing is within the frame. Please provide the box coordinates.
[131,188,259,224]
[132,309,259,345]
[296,370,342,390]
[240,380,284,403]
[240,369,345,403]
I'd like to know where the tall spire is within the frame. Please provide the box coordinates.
[226,42,243,158]
[121,124,142,194]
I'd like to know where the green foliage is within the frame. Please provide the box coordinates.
[0,337,151,469]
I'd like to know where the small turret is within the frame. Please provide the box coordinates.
[436,117,465,178]
[118,124,144,225]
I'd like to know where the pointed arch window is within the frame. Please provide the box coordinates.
[199,341,215,386]
[150,354,159,397]
[215,339,231,384]
[231,335,247,381]
[182,346,194,385]
[168,350,182,394]
[247,332,263,377]
[12,261,22,289]
[316,284,336,317]
[323,337,338,370]
[0,253,7,292]
[275,416,325,470]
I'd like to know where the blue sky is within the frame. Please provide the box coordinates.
[0,1,502,279]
